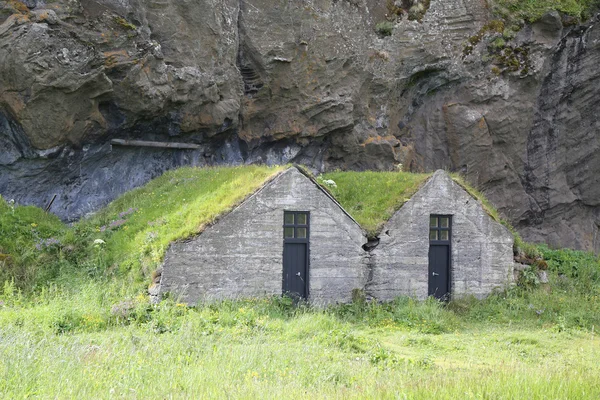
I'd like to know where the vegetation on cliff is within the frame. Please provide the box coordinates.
[494,0,600,22]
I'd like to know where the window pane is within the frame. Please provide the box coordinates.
[430,216,438,227]
[297,213,307,225]
[440,230,449,241]
[429,230,438,240]
[297,227,307,238]
[440,217,449,228]
[284,227,295,238]
[284,213,294,225]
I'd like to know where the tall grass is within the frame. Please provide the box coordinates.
[1,281,599,398]
[0,242,599,397]
[448,246,600,330]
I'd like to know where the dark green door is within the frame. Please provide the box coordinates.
[428,215,451,299]
[282,211,309,300]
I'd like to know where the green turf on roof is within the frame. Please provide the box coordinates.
[319,170,431,237]
[0,165,286,290]
[1,165,512,291]
[84,165,287,274]
[449,173,501,222]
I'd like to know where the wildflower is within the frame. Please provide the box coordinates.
[118,207,138,218]
[322,179,337,188]
[146,231,158,241]
[109,219,126,229]
[31,223,38,228]
[93,239,106,245]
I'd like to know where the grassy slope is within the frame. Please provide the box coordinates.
[320,170,431,237]
[82,165,286,276]
[0,165,286,290]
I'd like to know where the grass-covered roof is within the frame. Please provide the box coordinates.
[319,170,431,237]
[1,165,506,291]
[0,165,286,289]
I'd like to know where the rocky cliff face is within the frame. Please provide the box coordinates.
[0,0,598,252]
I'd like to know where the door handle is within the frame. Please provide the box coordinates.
[432,272,439,276]
[296,272,301,277]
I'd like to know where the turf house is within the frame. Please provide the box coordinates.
[159,166,368,305]
[370,170,514,301]
[157,166,514,305]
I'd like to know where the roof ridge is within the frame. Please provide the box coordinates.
[291,165,365,232]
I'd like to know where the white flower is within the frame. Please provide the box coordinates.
[93,239,106,245]
[322,179,337,188]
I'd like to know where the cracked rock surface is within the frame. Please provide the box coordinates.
[0,0,598,252]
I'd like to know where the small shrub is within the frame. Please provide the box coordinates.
[52,311,84,334]
[114,16,136,30]
[323,327,377,353]
[369,346,403,368]
[463,20,505,56]
[408,3,425,20]
[491,37,506,49]
[376,21,395,36]
[386,0,404,18]
[351,288,366,305]
[518,266,540,290]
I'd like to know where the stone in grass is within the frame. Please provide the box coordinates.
[537,270,549,284]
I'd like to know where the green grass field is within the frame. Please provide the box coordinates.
[1,283,599,398]
[1,165,600,398]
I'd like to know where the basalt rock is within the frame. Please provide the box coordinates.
[0,0,598,252]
